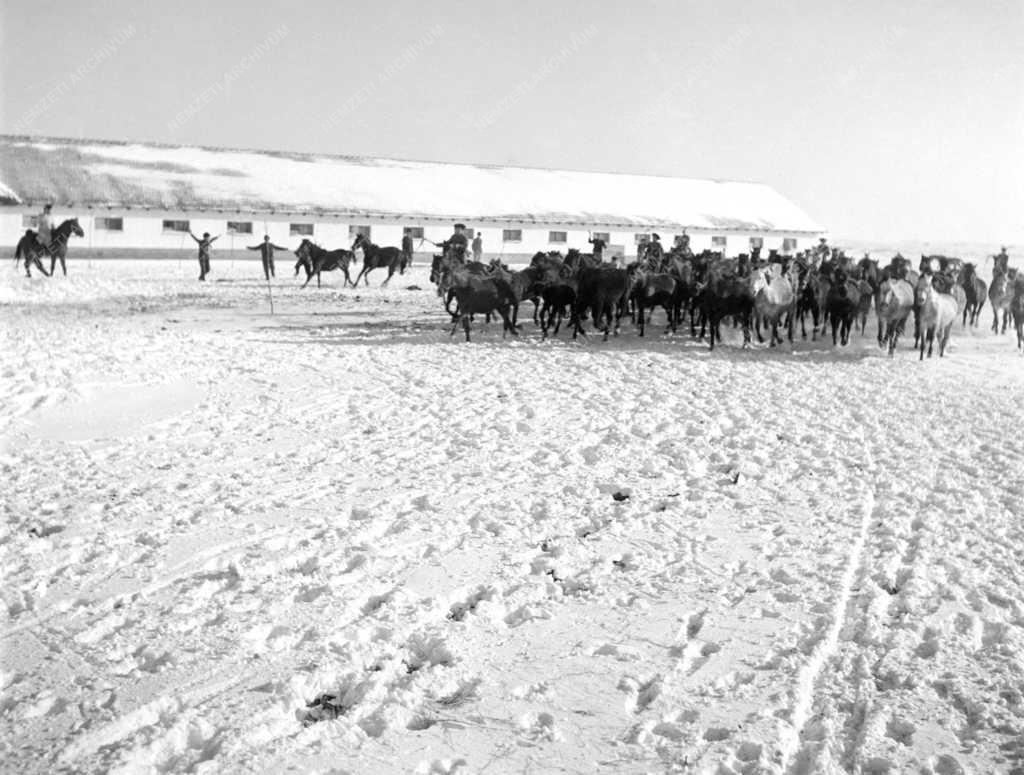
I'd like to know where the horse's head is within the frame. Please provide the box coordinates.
[293,239,311,274]
[352,233,366,251]
[68,218,85,238]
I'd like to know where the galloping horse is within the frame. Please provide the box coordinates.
[351,234,403,286]
[988,267,1018,335]
[14,218,85,277]
[959,263,988,327]
[294,239,357,288]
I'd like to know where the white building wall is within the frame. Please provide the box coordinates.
[1,206,823,260]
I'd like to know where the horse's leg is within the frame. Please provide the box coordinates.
[637,300,645,337]
[501,307,518,337]
[463,315,471,342]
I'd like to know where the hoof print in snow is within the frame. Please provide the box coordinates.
[611,491,630,502]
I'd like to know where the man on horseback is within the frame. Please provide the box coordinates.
[588,233,607,262]
[994,246,1010,276]
[441,223,470,262]
[645,233,664,269]
[675,229,691,256]
[247,234,289,280]
[35,204,54,258]
[812,237,830,269]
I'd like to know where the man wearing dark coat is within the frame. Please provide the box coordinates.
[247,234,290,280]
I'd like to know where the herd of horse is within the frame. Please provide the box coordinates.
[424,246,1024,356]
[12,222,1023,356]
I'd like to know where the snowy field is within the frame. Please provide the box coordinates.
[2,259,1023,775]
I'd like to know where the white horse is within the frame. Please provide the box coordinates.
[875,278,915,356]
[917,275,958,360]
[752,264,797,347]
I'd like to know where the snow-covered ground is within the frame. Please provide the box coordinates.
[2,260,1023,775]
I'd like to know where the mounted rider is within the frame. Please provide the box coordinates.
[587,233,607,262]
[812,236,830,268]
[994,246,1010,276]
[674,229,692,257]
[645,233,664,269]
[35,203,54,256]
[440,222,470,262]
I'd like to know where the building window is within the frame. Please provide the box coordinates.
[290,223,314,236]
[163,219,190,232]
[634,233,650,244]
[711,236,727,248]
[592,232,610,243]
[749,237,764,251]
[548,231,567,244]
[502,229,522,243]
[349,225,371,239]
[96,217,124,231]
[22,215,39,228]
[782,238,798,253]
[403,226,424,239]
[227,221,253,234]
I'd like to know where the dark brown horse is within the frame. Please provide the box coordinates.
[351,234,403,286]
[959,263,988,327]
[1011,276,1024,350]
[14,218,84,277]
[294,239,357,288]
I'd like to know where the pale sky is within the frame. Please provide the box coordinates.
[1,0,1022,242]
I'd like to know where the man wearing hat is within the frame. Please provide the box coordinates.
[247,234,290,281]
[646,233,664,268]
[442,223,470,262]
[994,246,1010,275]
[813,236,830,268]
[190,229,220,281]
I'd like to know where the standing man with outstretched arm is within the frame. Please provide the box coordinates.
[247,234,289,280]
[190,230,219,281]
[588,232,607,262]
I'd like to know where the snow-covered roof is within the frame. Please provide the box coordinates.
[0,135,822,233]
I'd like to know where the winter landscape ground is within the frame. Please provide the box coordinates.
[2,258,1023,775]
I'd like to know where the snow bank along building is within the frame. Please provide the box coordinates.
[0,136,824,261]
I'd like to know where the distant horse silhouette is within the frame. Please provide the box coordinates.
[14,218,85,277]
[294,239,357,288]
[351,234,403,286]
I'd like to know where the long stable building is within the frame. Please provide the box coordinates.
[0,135,823,260]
